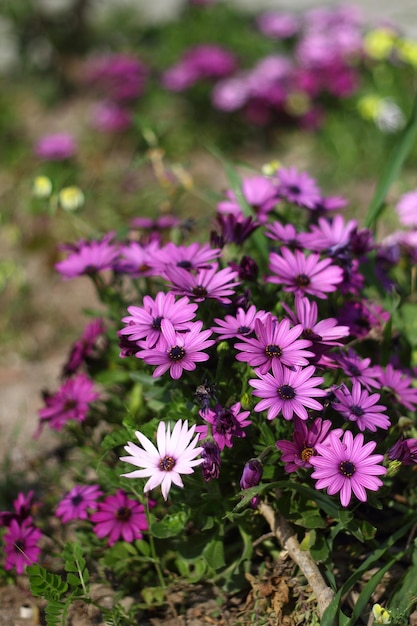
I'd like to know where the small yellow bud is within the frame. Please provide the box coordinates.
[372,603,391,624]
[363,28,397,60]
[386,460,402,477]
[32,176,52,199]
[240,393,252,411]
[357,95,383,121]
[262,160,281,177]
[58,186,85,211]
[397,38,417,67]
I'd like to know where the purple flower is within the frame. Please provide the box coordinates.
[37,373,99,432]
[378,363,417,411]
[212,305,267,340]
[162,45,237,91]
[55,236,120,279]
[62,318,106,377]
[4,520,42,574]
[196,402,251,450]
[137,319,214,379]
[90,490,148,546]
[332,382,390,432]
[265,221,306,248]
[200,441,221,481]
[119,292,198,348]
[120,420,204,500]
[56,484,103,523]
[213,213,260,246]
[165,263,240,304]
[0,491,39,527]
[310,431,386,507]
[240,459,263,489]
[86,53,148,102]
[34,133,77,161]
[267,247,344,299]
[91,101,132,132]
[257,11,299,39]
[396,189,417,228]
[276,418,340,473]
[336,300,390,339]
[299,215,358,254]
[333,349,381,390]
[154,242,221,274]
[388,438,417,465]
[234,314,313,375]
[275,166,321,209]
[249,361,326,421]
[114,239,160,277]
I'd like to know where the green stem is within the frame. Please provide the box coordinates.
[144,498,166,589]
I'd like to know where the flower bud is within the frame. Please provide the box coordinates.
[240,459,263,490]
[32,176,52,199]
[59,186,85,211]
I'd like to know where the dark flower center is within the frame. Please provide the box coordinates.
[168,346,185,361]
[295,273,311,287]
[339,461,356,477]
[301,446,314,461]
[303,328,322,341]
[71,494,83,506]
[139,263,150,273]
[215,408,235,434]
[265,344,282,358]
[177,260,192,269]
[348,364,361,376]
[14,541,25,553]
[159,455,176,471]
[151,316,163,330]
[116,506,131,521]
[277,384,296,400]
[288,185,301,195]
[192,285,208,298]
[350,405,364,417]
[64,399,77,411]
[237,325,251,335]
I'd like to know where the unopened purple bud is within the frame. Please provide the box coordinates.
[240,459,263,490]
[201,441,221,481]
[388,437,417,465]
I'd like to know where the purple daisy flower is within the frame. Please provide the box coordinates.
[120,420,204,500]
[332,382,390,432]
[0,491,40,527]
[119,292,198,348]
[196,402,251,450]
[211,305,267,340]
[267,247,344,299]
[299,215,358,253]
[154,242,222,274]
[165,263,240,304]
[37,373,99,432]
[90,490,148,546]
[388,437,417,465]
[4,520,43,574]
[275,166,321,209]
[333,349,381,390]
[310,431,387,507]
[284,296,350,349]
[276,418,342,473]
[257,11,299,39]
[234,314,313,375]
[396,189,417,228]
[55,236,120,279]
[56,484,103,523]
[137,319,214,380]
[378,363,417,411]
[200,441,222,481]
[336,300,390,339]
[114,239,160,277]
[249,361,326,421]
[265,221,306,248]
[62,318,106,377]
[213,213,260,246]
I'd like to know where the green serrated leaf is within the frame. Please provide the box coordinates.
[66,573,82,587]
[28,564,68,601]
[150,511,188,538]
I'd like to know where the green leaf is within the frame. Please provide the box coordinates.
[364,90,417,230]
[295,509,327,530]
[141,586,166,607]
[150,511,187,538]
[203,537,225,570]
[28,564,68,601]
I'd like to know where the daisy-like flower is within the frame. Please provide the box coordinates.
[34,133,77,161]
[37,373,99,432]
[196,402,251,449]
[137,319,214,379]
[234,314,313,375]
[0,491,39,527]
[4,520,43,574]
[212,305,267,340]
[275,166,321,209]
[378,363,417,411]
[283,296,350,349]
[299,215,358,254]
[120,420,204,500]
[200,441,222,481]
[310,431,387,507]
[56,484,103,523]
[267,247,344,299]
[265,221,306,248]
[119,292,198,348]
[249,361,326,421]
[90,490,148,546]
[153,242,222,274]
[114,239,160,277]
[332,382,390,432]
[213,213,260,245]
[388,437,417,465]
[55,236,120,279]
[276,417,341,473]
[165,263,240,304]
[62,318,106,377]
[396,189,417,228]
[333,349,381,390]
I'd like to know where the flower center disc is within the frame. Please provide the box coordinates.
[192,285,208,298]
[116,506,132,521]
[295,273,310,287]
[169,346,186,361]
[159,455,176,471]
[278,384,296,400]
[152,315,163,330]
[265,344,282,358]
[339,460,356,477]
[301,446,314,461]
[350,405,364,417]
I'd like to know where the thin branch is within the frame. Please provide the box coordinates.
[258,501,335,619]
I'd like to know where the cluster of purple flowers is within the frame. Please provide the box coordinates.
[0,492,42,574]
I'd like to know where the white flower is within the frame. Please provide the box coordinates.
[120,420,204,500]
